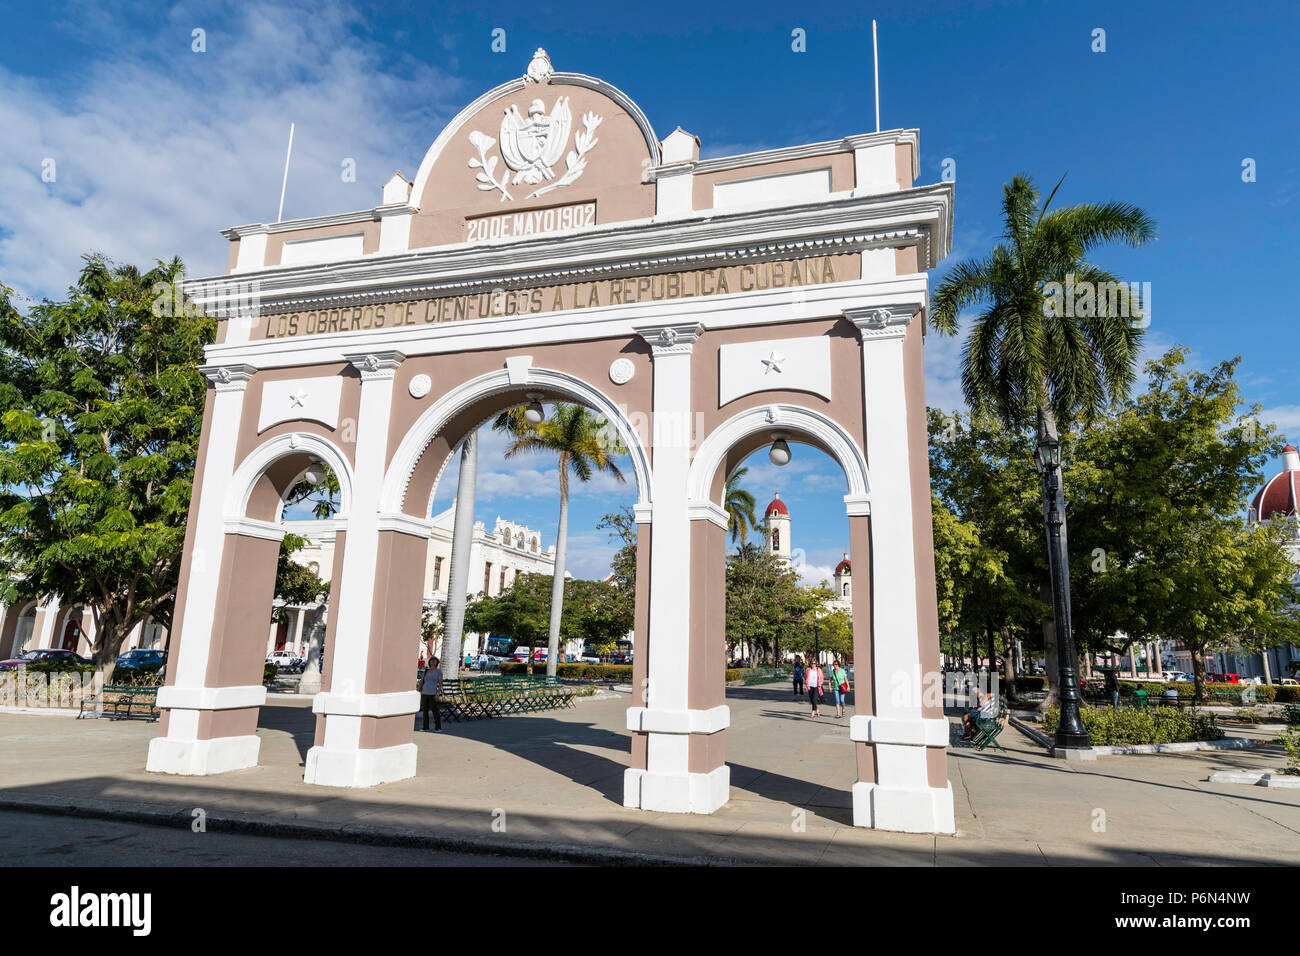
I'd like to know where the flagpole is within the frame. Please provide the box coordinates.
[277,122,295,223]
[872,20,880,133]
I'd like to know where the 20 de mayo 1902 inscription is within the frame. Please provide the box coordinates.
[256,254,851,341]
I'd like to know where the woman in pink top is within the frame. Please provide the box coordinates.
[806,660,823,717]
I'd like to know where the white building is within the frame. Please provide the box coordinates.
[261,501,559,663]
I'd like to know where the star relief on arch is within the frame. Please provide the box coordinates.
[466,49,604,202]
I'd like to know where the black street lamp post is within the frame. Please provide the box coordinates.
[1034,431,1092,751]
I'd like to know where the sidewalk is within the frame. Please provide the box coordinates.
[2,683,1297,865]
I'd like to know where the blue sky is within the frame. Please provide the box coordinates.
[2,0,1296,580]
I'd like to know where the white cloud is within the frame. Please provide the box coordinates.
[1259,405,1300,439]
[0,1,465,302]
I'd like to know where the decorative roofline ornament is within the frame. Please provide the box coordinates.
[525,48,553,84]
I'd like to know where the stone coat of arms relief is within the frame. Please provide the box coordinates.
[467,49,603,202]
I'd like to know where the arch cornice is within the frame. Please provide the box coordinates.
[687,403,870,512]
[408,71,662,213]
[381,365,653,515]
[225,432,356,523]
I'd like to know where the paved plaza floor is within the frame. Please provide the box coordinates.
[2,682,1297,865]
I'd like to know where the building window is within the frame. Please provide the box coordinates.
[433,556,443,590]
[531,537,539,553]
[516,532,525,549]
[484,562,492,595]
[842,582,850,597]
[499,567,506,591]
[772,529,780,551]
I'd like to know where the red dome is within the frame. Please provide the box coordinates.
[765,493,789,517]
[1250,445,1300,521]
[834,554,851,574]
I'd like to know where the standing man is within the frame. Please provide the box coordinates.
[419,656,443,733]
[1104,667,1119,710]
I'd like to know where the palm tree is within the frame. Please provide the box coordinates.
[493,402,627,677]
[930,173,1156,705]
[724,467,759,544]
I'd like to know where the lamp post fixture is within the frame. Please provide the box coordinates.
[1033,429,1092,751]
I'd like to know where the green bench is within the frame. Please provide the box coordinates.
[434,675,576,722]
[77,685,159,721]
[972,702,1009,752]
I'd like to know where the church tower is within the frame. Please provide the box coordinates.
[833,553,852,600]
[764,493,791,562]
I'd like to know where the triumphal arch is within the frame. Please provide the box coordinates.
[153,50,957,833]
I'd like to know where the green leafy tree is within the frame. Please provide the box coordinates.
[784,582,853,661]
[928,408,1045,675]
[492,402,627,677]
[464,572,550,674]
[597,505,637,626]
[1066,348,1300,701]
[558,577,632,657]
[0,256,214,683]
[725,541,810,664]
[930,173,1156,702]
[271,533,328,622]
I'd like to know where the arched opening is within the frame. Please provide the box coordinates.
[150,433,350,778]
[418,389,645,669]
[646,403,871,815]
[5,602,38,657]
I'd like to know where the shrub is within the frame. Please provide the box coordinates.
[109,668,163,687]
[1280,726,1300,774]
[1041,705,1223,745]
[1276,686,1300,704]
[263,663,278,685]
[1014,676,1047,693]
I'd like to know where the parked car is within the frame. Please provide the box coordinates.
[474,654,501,670]
[115,648,167,671]
[266,650,304,672]
[0,648,93,670]
[1278,678,1299,687]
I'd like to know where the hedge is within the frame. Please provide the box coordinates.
[496,662,795,684]
[498,662,633,680]
[1042,705,1223,745]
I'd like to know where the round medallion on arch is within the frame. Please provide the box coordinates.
[409,374,433,399]
[609,358,635,385]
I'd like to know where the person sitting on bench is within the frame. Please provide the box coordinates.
[963,691,997,739]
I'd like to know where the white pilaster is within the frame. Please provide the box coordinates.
[624,321,719,813]
[305,350,414,788]
[845,305,955,834]
[147,363,258,777]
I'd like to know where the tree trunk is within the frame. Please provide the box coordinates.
[1190,644,1207,703]
[92,618,131,690]
[546,460,570,679]
[1003,627,1017,694]
[986,621,997,685]
[442,432,478,680]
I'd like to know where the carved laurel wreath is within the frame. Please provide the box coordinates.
[467,113,603,203]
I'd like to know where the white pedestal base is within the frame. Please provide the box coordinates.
[852,781,956,834]
[304,743,417,787]
[146,734,261,776]
[623,765,729,814]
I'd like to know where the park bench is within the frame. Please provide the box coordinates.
[434,675,575,722]
[972,702,1009,752]
[77,685,159,721]
[1283,704,1300,725]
